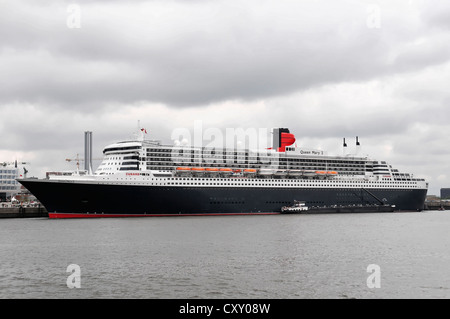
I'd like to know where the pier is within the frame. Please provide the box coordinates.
[424,201,450,211]
[0,201,446,217]
[0,206,48,218]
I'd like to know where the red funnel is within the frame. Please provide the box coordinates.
[278,132,296,152]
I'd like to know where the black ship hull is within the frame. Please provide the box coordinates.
[19,179,427,218]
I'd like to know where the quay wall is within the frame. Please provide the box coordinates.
[0,203,446,217]
[424,202,450,211]
[0,207,48,218]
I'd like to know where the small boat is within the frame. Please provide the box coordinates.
[281,200,396,214]
[281,201,309,213]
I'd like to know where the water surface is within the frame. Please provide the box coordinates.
[1,211,449,298]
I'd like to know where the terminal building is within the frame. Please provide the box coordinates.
[0,161,28,201]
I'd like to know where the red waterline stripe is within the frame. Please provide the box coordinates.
[48,212,280,219]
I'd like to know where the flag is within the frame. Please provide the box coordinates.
[141,128,147,134]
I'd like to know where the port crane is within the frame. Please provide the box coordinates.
[65,154,102,170]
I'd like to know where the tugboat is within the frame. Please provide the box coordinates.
[281,201,309,213]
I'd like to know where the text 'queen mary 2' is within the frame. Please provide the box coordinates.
[19,128,428,218]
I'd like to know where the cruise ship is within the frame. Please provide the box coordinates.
[18,128,428,218]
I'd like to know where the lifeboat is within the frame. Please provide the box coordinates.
[219,168,233,175]
[274,170,287,177]
[303,170,316,177]
[315,170,327,179]
[205,168,219,175]
[191,167,205,175]
[243,169,257,174]
[176,167,191,175]
[327,171,338,176]
[287,170,303,177]
[258,168,275,176]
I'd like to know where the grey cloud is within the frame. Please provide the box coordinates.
[419,1,450,31]
[2,0,450,110]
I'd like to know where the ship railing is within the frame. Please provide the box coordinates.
[46,170,88,179]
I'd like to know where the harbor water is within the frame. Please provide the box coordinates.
[1,210,450,299]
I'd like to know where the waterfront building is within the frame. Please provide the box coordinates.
[0,165,20,201]
[441,188,450,199]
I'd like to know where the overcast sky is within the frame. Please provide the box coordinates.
[1,0,450,195]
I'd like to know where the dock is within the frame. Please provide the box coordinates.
[0,202,447,217]
[424,201,450,211]
[0,206,48,218]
